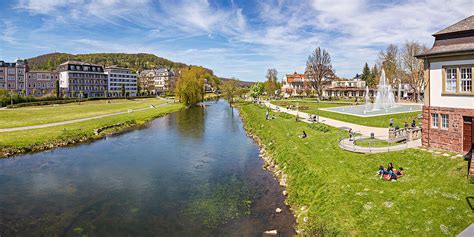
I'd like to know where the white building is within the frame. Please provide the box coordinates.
[416,15,474,154]
[138,68,176,95]
[104,66,137,97]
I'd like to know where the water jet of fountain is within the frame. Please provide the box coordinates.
[373,69,395,111]
[364,86,371,112]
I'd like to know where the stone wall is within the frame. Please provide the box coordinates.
[422,106,474,153]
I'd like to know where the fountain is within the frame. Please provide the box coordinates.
[364,86,371,113]
[373,69,395,111]
[323,67,421,117]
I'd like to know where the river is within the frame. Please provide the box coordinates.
[0,100,295,236]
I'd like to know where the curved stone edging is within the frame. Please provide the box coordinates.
[338,138,422,153]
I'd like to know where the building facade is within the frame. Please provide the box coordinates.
[138,68,176,95]
[323,78,370,98]
[26,71,59,96]
[416,15,474,154]
[0,59,27,94]
[58,61,108,98]
[105,66,137,97]
[281,72,310,96]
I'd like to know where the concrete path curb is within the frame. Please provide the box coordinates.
[338,138,422,153]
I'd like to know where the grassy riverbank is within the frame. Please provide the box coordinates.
[272,100,421,128]
[0,98,166,129]
[0,103,183,157]
[238,102,473,236]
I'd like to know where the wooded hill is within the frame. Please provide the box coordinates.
[26,52,195,73]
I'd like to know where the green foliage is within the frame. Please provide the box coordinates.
[239,103,473,236]
[249,82,264,99]
[369,65,379,88]
[27,52,190,72]
[221,79,239,104]
[361,63,371,83]
[175,66,207,106]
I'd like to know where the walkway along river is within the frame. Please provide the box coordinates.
[0,100,295,236]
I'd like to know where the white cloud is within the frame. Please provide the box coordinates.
[1,21,17,45]
[6,0,474,81]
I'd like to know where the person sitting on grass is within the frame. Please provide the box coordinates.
[387,162,394,175]
[377,165,386,177]
[411,120,416,128]
[298,131,307,139]
[396,167,404,177]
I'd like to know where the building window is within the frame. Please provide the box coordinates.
[441,114,449,129]
[445,68,457,92]
[460,67,472,92]
[432,113,439,128]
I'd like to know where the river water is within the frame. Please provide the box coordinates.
[0,100,295,236]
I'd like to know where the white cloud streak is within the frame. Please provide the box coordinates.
[6,0,474,81]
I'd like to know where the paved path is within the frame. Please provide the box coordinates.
[265,101,388,138]
[338,138,421,153]
[0,102,171,133]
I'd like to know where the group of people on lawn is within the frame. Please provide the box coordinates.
[377,162,404,181]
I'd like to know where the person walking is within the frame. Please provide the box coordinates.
[389,117,393,127]
[265,110,269,120]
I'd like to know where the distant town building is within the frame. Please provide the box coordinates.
[138,68,176,95]
[281,72,310,96]
[26,71,59,96]
[416,15,474,154]
[0,59,27,95]
[323,77,369,98]
[104,66,137,97]
[58,61,107,98]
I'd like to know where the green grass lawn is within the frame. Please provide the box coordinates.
[0,98,167,129]
[355,138,400,147]
[0,103,183,154]
[272,100,421,128]
[239,102,473,236]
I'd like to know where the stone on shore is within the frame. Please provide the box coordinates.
[276,208,282,213]
[263,230,278,236]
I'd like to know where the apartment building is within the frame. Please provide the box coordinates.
[58,61,107,98]
[138,68,176,95]
[104,66,137,97]
[0,59,27,94]
[26,71,59,96]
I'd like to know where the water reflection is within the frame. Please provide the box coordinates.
[0,100,295,236]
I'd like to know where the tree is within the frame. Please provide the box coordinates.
[55,80,60,98]
[264,68,278,97]
[221,79,238,106]
[250,82,265,100]
[378,44,400,81]
[121,84,126,98]
[174,66,206,106]
[305,47,334,100]
[361,63,371,85]
[303,80,312,97]
[369,65,379,88]
[400,41,427,102]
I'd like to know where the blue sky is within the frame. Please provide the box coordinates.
[0,0,471,81]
